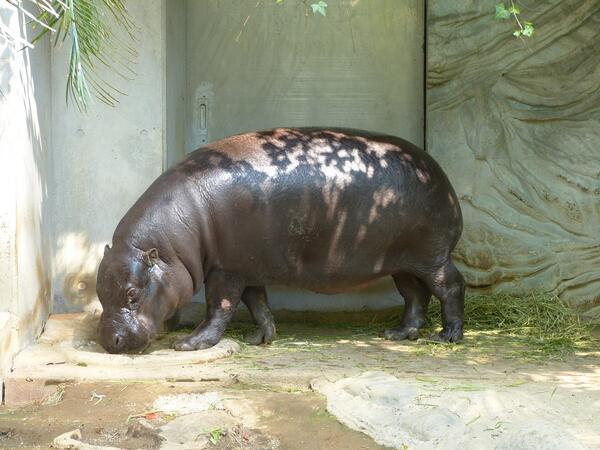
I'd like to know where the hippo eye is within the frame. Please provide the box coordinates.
[126,288,138,303]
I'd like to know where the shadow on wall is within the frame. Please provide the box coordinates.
[18,3,53,342]
[0,4,53,371]
[53,233,105,313]
[0,37,13,101]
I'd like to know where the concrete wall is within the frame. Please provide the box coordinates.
[427,0,600,320]
[165,0,187,169]
[50,0,166,313]
[0,6,53,387]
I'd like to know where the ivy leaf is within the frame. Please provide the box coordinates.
[522,21,535,37]
[507,4,521,15]
[276,0,284,3]
[311,1,328,16]
[513,30,522,37]
[495,3,510,19]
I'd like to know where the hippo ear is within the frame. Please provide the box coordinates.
[104,244,111,256]
[142,248,159,268]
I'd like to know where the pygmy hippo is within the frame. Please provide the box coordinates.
[96,128,464,354]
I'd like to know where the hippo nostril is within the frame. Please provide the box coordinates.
[113,334,122,348]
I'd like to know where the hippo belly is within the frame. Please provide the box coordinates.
[96,128,465,354]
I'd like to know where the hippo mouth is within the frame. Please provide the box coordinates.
[135,340,153,355]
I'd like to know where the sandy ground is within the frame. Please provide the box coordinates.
[1,321,599,449]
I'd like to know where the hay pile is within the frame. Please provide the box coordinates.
[427,292,596,358]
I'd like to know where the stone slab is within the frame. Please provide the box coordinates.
[313,371,593,450]
[4,313,240,405]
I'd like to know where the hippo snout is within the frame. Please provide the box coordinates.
[98,313,153,354]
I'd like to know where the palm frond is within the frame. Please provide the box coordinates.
[2,0,137,112]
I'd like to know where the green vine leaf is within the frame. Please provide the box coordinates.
[311,1,328,16]
[495,3,511,19]
[495,2,535,39]
[507,4,521,15]
[522,21,535,37]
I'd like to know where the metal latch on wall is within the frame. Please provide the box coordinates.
[192,82,214,149]
[198,96,209,145]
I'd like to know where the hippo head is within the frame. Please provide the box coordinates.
[96,244,185,354]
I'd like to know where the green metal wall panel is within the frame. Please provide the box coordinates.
[184,0,424,153]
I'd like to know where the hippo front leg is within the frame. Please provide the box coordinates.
[172,271,245,351]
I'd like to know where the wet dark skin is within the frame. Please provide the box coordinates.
[96,128,464,354]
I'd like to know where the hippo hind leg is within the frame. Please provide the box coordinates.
[385,273,431,341]
[242,286,277,345]
[421,258,465,343]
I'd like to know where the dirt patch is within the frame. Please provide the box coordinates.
[0,382,383,449]
[0,383,163,449]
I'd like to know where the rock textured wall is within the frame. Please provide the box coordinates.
[427,1,600,320]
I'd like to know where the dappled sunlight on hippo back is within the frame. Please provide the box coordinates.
[177,128,458,287]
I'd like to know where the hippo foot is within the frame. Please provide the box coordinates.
[430,322,463,343]
[244,323,277,346]
[171,335,217,351]
[384,325,420,341]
